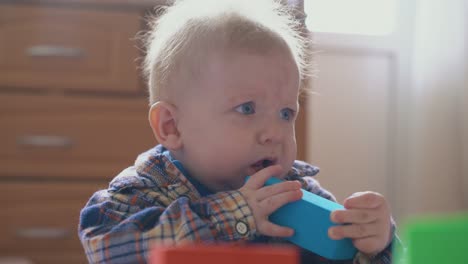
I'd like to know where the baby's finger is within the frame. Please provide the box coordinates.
[260,189,302,214]
[258,221,294,237]
[344,192,383,209]
[256,180,301,201]
[328,223,378,240]
[331,209,377,224]
[245,165,283,189]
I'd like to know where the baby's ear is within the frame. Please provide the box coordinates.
[148,101,182,150]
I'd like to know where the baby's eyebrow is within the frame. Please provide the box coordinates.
[226,93,256,105]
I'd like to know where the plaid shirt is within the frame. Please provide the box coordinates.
[79,145,395,264]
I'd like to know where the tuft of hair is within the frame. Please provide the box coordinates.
[142,0,312,105]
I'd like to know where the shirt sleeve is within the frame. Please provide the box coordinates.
[353,220,402,264]
[287,160,338,202]
[79,187,256,264]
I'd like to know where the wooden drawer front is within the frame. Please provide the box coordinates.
[0,182,107,264]
[0,94,156,179]
[0,5,142,93]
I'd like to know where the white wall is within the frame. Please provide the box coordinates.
[463,0,468,211]
[305,0,467,223]
[308,50,393,202]
[403,0,465,216]
[305,33,401,217]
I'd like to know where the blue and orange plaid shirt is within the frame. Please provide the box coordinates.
[79,145,396,264]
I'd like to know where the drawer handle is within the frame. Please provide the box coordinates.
[27,45,85,58]
[16,227,71,239]
[0,257,34,264]
[17,135,74,149]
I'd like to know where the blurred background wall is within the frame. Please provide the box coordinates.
[304,0,467,223]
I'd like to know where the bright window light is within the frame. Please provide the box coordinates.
[304,0,397,36]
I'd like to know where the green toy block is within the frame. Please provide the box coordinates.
[394,213,468,264]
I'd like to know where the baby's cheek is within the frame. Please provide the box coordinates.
[287,136,297,157]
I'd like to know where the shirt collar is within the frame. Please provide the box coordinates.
[162,149,214,197]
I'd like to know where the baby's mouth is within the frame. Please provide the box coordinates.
[250,158,277,173]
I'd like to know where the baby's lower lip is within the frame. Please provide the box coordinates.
[250,165,260,172]
[252,159,264,167]
[247,165,261,175]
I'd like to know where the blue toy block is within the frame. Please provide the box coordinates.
[247,176,357,260]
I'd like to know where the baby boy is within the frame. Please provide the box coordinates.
[79,0,396,263]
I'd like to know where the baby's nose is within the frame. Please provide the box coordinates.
[257,122,283,145]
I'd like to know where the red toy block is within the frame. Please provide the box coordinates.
[150,243,299,264]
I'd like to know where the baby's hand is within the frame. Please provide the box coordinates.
[328,192,392,256]
[239,165,302,237]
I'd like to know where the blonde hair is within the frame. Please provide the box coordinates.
[143,0,310,104]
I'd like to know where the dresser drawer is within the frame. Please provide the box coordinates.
[0,94,156,179]
[0,181,107,264]
[0,5,142,93]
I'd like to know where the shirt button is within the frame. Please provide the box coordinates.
[235,221,249,236]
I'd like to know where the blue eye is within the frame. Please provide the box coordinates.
[280,108,295,121]
[235,102,256,115]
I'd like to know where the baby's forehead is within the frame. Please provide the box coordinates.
[168,49,300,113]
[161,16,301,103]
[199,50,298,92]
[174,40,296,79]
[190,37,298,75]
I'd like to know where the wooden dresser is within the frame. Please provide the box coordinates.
[0,1,164,263]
